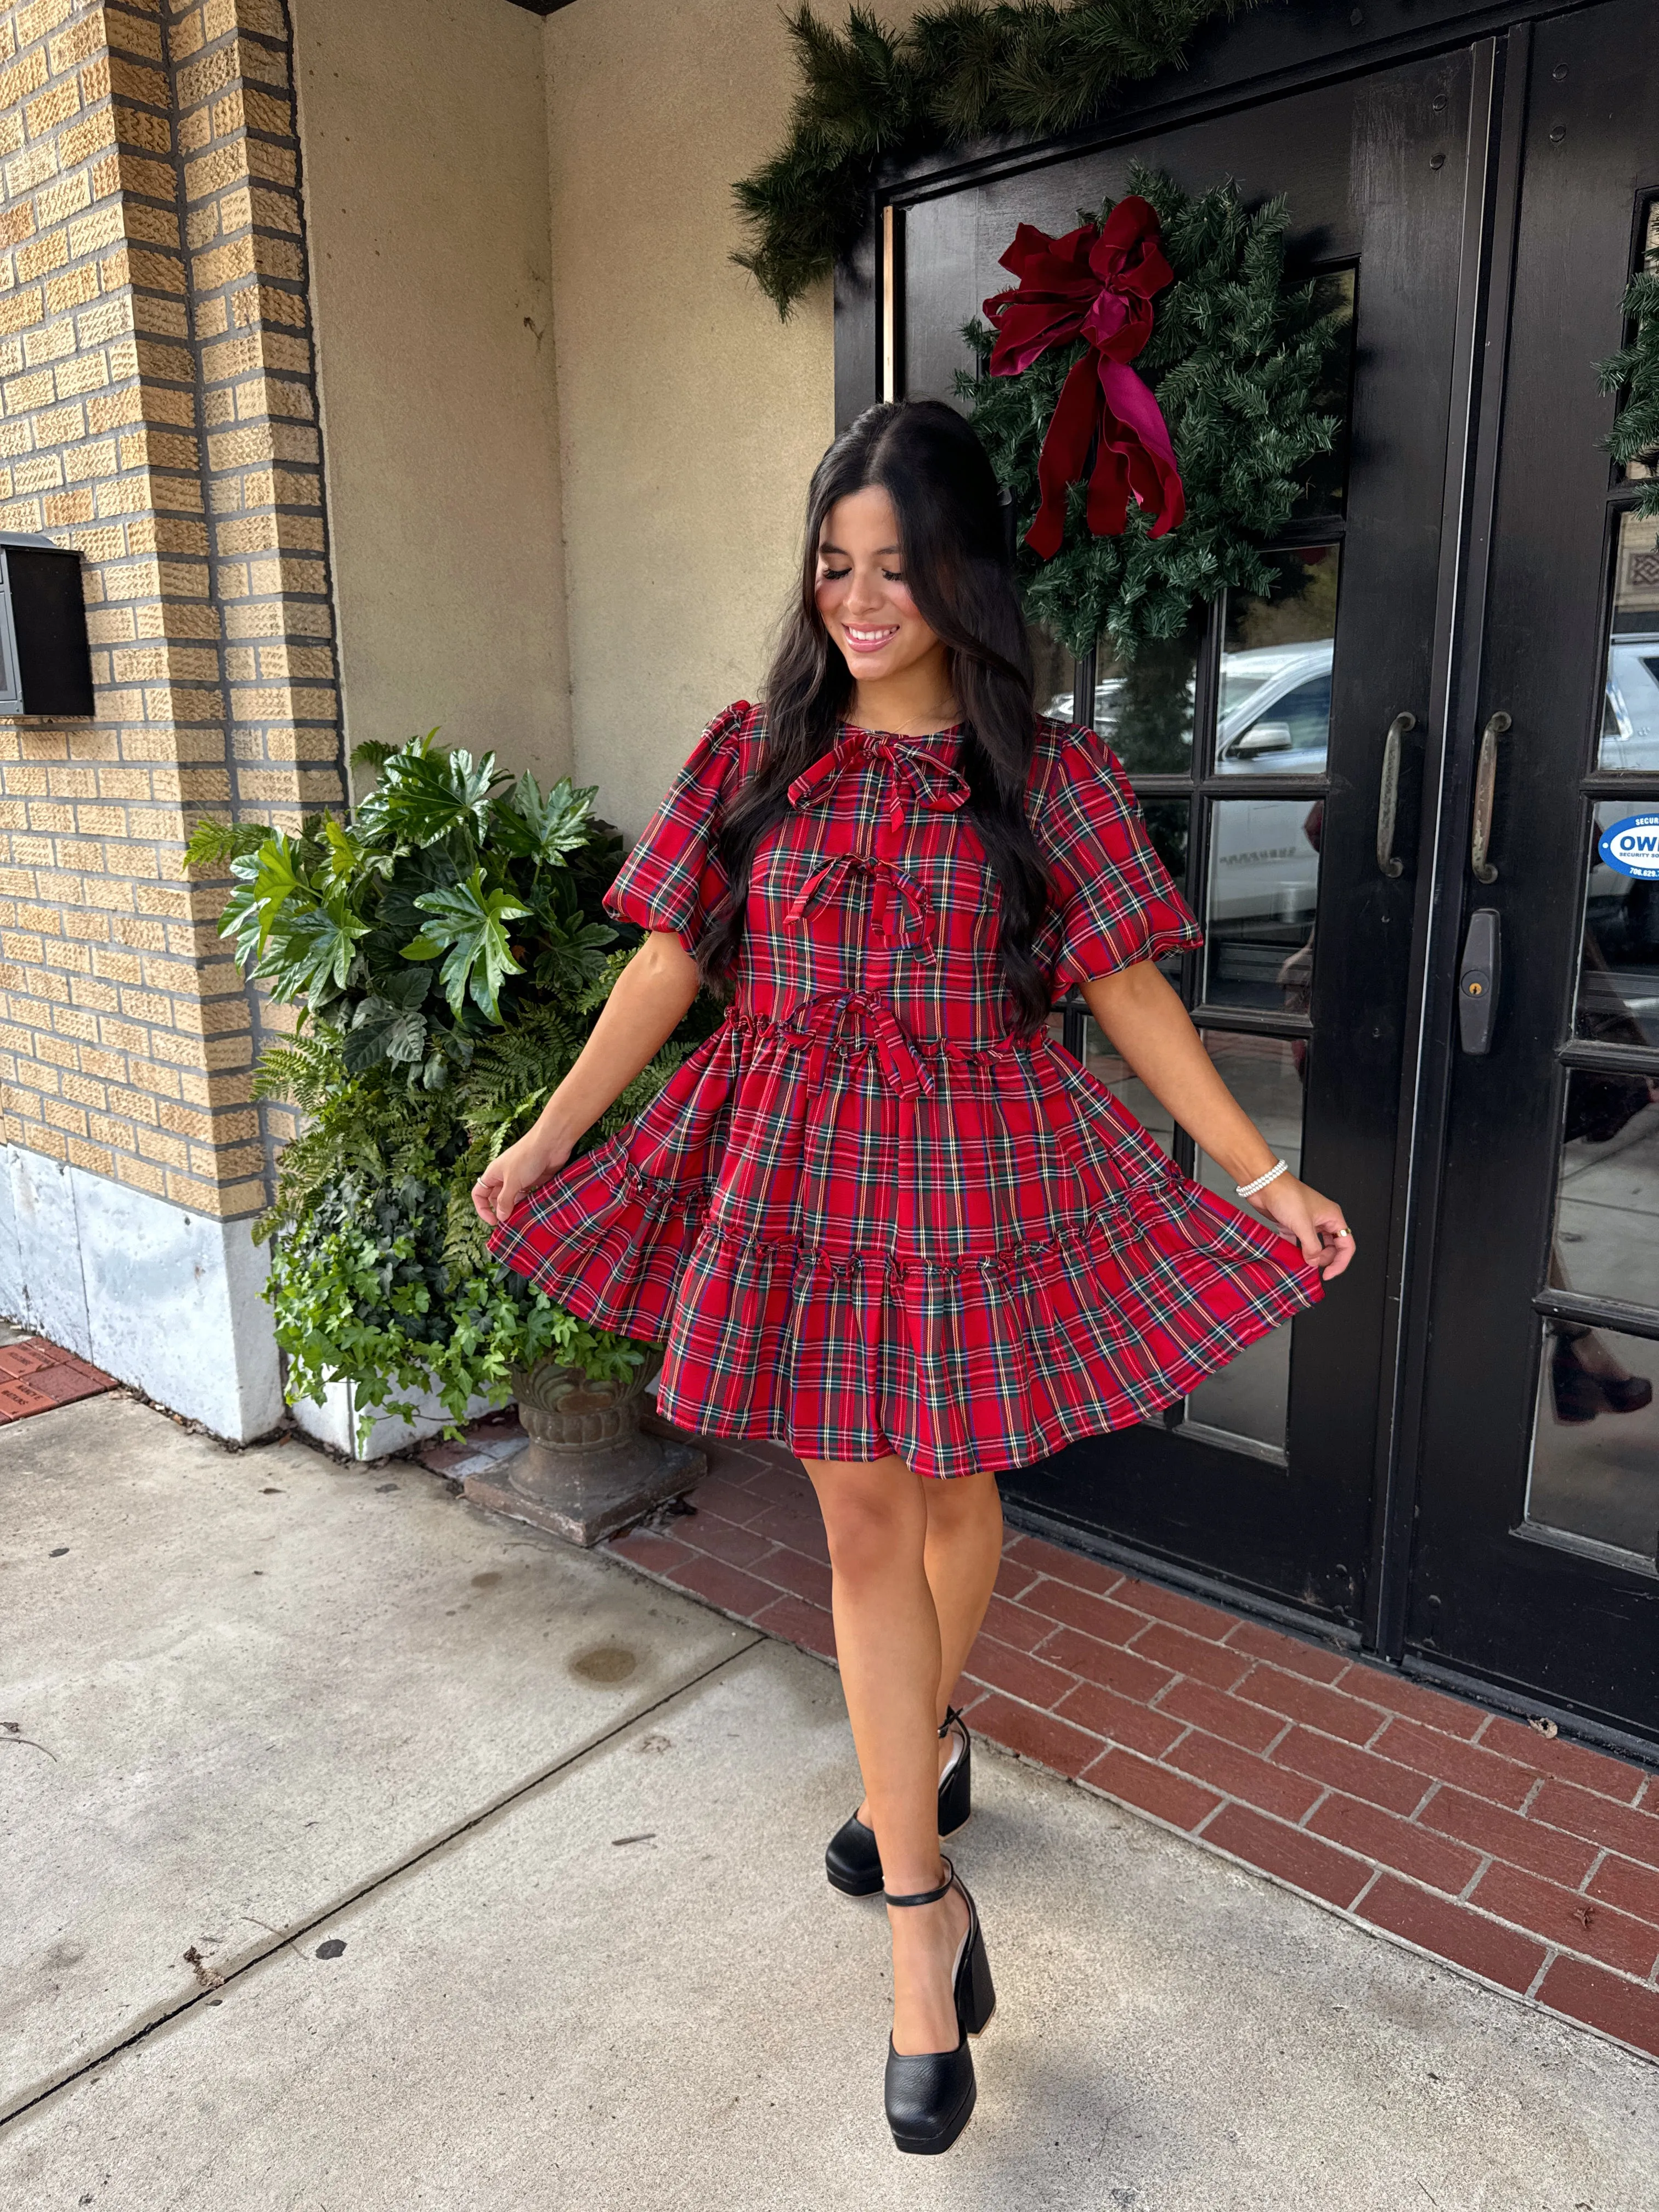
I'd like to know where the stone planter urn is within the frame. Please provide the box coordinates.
[461,1346,705,1548]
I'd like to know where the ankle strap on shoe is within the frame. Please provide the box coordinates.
[937,1706,965,1740]
[884,1859,954,1908]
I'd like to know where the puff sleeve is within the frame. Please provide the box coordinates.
[602,702,750,952]
[1042,724,1203,994]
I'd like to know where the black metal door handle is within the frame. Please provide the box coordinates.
[1458,907,1501,1054]
[1470,711,1511,884]
[1376,710,1416,878]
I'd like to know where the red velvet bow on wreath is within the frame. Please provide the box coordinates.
[984,196,1186,560]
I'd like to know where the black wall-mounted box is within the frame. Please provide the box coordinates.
[0,534,94,718]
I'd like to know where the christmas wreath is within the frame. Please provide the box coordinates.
[958,166,1345,659]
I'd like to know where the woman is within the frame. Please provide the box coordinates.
[473,400,1352,2155]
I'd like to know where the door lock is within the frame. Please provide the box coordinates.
[1458,907,1501,1054]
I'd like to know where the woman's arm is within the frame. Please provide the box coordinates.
[471,930,702,1227]
[1079,958,1353,1279]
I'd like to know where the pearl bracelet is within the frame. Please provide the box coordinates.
[1235,1157,1290,1200]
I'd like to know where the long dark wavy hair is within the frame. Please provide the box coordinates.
[698,399,1054,1027]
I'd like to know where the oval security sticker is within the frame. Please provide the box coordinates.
[1599,814,1659,881]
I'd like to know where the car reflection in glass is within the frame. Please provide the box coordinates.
[1054,634,1659,946]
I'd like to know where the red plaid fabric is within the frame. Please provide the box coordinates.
[489,700,1323,1479]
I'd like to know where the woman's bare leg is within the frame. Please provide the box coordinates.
[924,1469,1004,1723]
[844,1468,1002,1824]
[802,1453,970,2056]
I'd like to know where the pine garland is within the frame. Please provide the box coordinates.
[734,0,1244,315]
[1598,243,1659,519]
[958,167,1343,658]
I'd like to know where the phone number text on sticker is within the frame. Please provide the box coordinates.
[1599,814,1659,881]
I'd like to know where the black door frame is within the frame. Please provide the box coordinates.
[833,0,1651,1752]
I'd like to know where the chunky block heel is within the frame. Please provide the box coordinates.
[825,1708,973,1895]
[882,1859,992,2157]
[961,1913,996,2037]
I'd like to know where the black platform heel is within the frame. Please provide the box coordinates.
[825,1708,972,1897]
[883,1858,996,2157]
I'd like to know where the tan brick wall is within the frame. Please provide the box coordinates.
[0,0,340,1219]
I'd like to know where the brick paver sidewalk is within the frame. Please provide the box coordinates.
[607,1433,1659,2066]
[0,1339,116,1423]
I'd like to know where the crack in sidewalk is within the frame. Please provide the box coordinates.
[0,1634,764,2134]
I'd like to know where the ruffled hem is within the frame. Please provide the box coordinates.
[491,1154,1324,1480]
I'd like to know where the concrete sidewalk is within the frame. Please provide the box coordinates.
[3,1397,1656,2208]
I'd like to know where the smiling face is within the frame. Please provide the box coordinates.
[814,486,951,705]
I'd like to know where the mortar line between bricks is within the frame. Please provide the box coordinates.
[1458,1851,1496,1904]
[0,1633,767,2135]
[1295,1785,1335,1832]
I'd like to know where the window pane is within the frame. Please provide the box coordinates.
[1091,612,1203,780]
[1297,267,1356,517]
[1598,510,1659,771]
[1525,1319,1659,1568]
[1552,1081,1659,1311]
[1218,547,1340,777]
[1203,798,1322,1014]
[1184,1034,1307,1453]
[1575,802,1659,1044]
[1031,623,1074,721]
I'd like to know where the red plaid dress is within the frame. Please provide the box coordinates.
[489,701,1323,1479]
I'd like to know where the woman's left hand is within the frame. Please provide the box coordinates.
[1248,1174,1355,1279]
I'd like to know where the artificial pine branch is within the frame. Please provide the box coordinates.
[735,0,1242,313]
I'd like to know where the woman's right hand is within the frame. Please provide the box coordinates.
[471,1120,573,1227]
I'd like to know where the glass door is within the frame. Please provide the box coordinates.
[898,50,1482,1627]
[1409,2,1659,1740]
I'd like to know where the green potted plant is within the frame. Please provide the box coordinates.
[186,733,713,1509]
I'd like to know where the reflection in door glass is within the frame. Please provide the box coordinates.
[1551,1082,1659,1312]
[1575,803,1659,1045]
[1203,798,1322,1013]
[1091,613,1203,778]
[1140,798,1190,901]
[1297,268,1357,517]
[1613,200,1658,495]
[1218,547,1341,777]
[1526,1320,1659,1569]
[1597,511,1659,771]
[1031,623,1074,722]
[1185,1034,1306,1455]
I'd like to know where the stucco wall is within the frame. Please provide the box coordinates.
[291,0,572,790]
[543,0,839,831]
